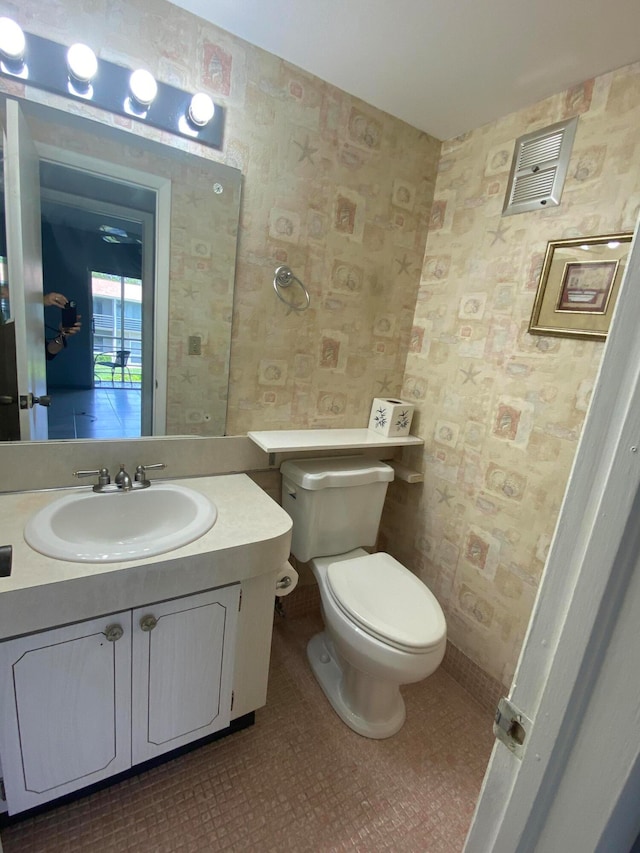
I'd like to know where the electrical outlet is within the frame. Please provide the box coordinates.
[188,335,202,355]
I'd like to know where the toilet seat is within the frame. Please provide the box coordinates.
[326,552,446,652]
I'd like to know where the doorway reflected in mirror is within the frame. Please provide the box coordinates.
[40,195,149,438]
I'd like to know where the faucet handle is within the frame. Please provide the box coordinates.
[74,467,110,482]
[135,463,166,482]
[74,467,110,490]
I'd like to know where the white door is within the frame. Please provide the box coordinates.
[465,220,640,851]
[0,612,132,814]
[131,585,240,765]
[2,98,48,440]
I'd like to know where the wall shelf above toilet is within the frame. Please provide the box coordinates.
[248,429,423,466]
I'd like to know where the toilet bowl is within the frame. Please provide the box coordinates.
[307,549,446,738]
[280,456,447,739]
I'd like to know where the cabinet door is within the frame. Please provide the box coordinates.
[0,612,132,814]
[131,585,239,765]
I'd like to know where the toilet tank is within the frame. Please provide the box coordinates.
[280,456,394,562]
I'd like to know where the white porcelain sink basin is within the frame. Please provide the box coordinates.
[24,483,217,563]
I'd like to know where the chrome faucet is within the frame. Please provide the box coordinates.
[74,462,166,492]
[114,464,133,492]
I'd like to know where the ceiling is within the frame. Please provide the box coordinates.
[168,0,640,140]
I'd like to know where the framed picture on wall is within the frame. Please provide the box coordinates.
[529,232,634,340]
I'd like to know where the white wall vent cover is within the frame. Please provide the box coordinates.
[502,117,578,216]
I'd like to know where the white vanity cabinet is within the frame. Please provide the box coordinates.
[0,474,293,816]
[0,584,239,814]
[131,586,239,764]
[0,610,133,813]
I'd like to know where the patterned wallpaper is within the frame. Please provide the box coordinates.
[0,0,439,437]
[224,56,439,432]
[381,63,640,686]
[4,0,640,687]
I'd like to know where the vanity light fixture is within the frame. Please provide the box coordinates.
[66,43,97,84]
[188,92,215,127]
[0,21,226,149]
[0,17,25,63]
[129,68,158,108]
[66,42,97,98]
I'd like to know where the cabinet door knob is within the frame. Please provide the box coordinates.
[104,624,124,642]
[139,614,158,632]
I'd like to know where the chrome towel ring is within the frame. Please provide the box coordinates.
[273,265,310,312]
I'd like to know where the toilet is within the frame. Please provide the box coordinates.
[280,456,446,739]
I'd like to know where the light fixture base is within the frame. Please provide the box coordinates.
[0,29,225,150]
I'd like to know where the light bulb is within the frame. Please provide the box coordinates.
[0,17,25,62]
[189,92,215,127]
[67,43,97,83]
[129,69,157,107]
[607,241,620,249]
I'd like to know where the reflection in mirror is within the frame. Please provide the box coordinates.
[37,169,154,439]
[0,153,16,441]
[0,151,8,324]
[0,96,242,442]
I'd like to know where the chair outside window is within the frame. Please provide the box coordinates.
[94,350,132,386]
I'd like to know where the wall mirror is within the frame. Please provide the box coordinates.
[0,95,242,443]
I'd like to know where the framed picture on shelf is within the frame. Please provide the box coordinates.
[529,233,633,340]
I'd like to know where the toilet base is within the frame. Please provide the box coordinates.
[307,632,406,739]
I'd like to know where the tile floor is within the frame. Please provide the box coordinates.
[0,612,494,853]
[47,387,142,439]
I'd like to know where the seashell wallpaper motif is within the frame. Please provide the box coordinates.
[382,64,640,686]
[5,0,640,687]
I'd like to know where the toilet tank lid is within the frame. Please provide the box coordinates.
[280,456,394,490]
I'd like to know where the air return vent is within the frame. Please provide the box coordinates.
[502,117,578,216]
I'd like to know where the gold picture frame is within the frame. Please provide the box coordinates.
[529,233,633,341]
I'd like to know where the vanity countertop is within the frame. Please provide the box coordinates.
[0,475,292,640]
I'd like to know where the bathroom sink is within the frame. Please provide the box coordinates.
[24,483,217,563]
